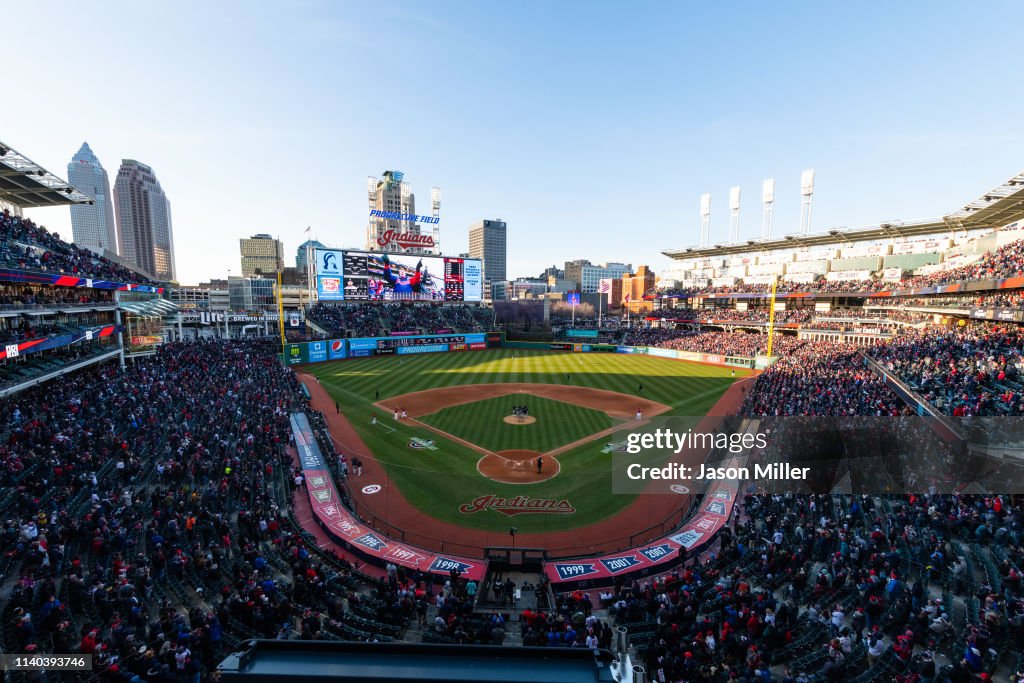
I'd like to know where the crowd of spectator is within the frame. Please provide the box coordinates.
[869,325,1024,417]
[307,303,493,337]
[597,323,1023,681]
[622,329,805,358]
[0,211,156,285]
[307,303,383,337]
[0,339,117,390]
[0,339,423,679]
[0,283,115,310]
[741,341,906,417]
[604,488,1024,683]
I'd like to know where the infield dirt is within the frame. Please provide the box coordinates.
[299,373,753,556]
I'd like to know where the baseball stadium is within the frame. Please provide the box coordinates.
[5,5,1024,682]
[4,138,1024,683]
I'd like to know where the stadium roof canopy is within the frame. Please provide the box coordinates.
[0,140,95,208]
[663,170,1024,260]
[119,298,178,317]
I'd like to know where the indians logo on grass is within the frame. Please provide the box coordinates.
[459,495,576,517]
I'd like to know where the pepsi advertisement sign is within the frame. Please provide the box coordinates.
[328,339,347,360]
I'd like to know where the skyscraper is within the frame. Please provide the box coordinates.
[67,142,117,254]
[468,219,507,299]
[365,171,439,254]
[239,234,284,277]
[113,160,176,281]
[296,239,326,271]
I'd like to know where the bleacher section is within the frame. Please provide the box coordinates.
[307,302,494,337]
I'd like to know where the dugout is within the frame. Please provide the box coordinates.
[217,640,625,682]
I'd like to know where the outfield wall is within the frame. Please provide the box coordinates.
[283,332,501,365]
[283,331,759,370]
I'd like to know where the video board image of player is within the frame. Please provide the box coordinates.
[363,253,445,301]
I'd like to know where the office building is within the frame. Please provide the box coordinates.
[240,233,284,277]
[228,276,276,311]
[296,239,326,271]
[67,142,118,254]
[621,265,656,303]
[113,160,176,281]
[365,171,439,255]
[563,260,632,293]
[468,219,507,299]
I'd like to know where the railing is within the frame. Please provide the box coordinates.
[858,350,965,448]
[329,465,691,559]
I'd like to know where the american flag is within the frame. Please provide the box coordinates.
[623,292,631,303]
[599,278,611,293]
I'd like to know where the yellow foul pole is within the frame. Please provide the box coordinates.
[766,277,778,356]
[277,269,286,357]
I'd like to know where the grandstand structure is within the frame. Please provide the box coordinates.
[0,139,178,391]
[655,171,1024,345]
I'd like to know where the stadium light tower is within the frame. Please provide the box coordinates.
[728,186,741,242]
[799,168,815,235]
[431,187,441,255]
[699,193,711,247]
[761,178,775,239]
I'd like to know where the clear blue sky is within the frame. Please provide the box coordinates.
[6,0,1023,284]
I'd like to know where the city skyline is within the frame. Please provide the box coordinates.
[5,1,1024,284]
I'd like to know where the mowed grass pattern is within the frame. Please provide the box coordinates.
[420,395,613,453]
[313,349,747,535]
[316,348,740,412]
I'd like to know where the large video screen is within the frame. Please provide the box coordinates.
[315,249,482,302]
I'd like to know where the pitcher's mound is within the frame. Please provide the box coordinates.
[502,415,537,425]
[478,449,559,484]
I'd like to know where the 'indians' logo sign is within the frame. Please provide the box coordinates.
[459,495,576,517]
[377,229,435,250]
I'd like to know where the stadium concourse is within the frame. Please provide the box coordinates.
[0,217,1022,679]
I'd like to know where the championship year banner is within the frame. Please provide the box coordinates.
[544,478,739,586]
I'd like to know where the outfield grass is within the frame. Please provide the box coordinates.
[419,394,614,453]
[314,349,745,535]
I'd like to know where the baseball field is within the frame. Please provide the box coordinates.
[308,348,749,553]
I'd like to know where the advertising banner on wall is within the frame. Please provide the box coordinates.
[0,324,120,361]
[291,413,486,581]
[317,276,344,301]
[347,333,486,358]
[462,259,483,302]
[284,343,308,365]
[308,340,328,363]
[328,340,347,360]
[545,480,738,586]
